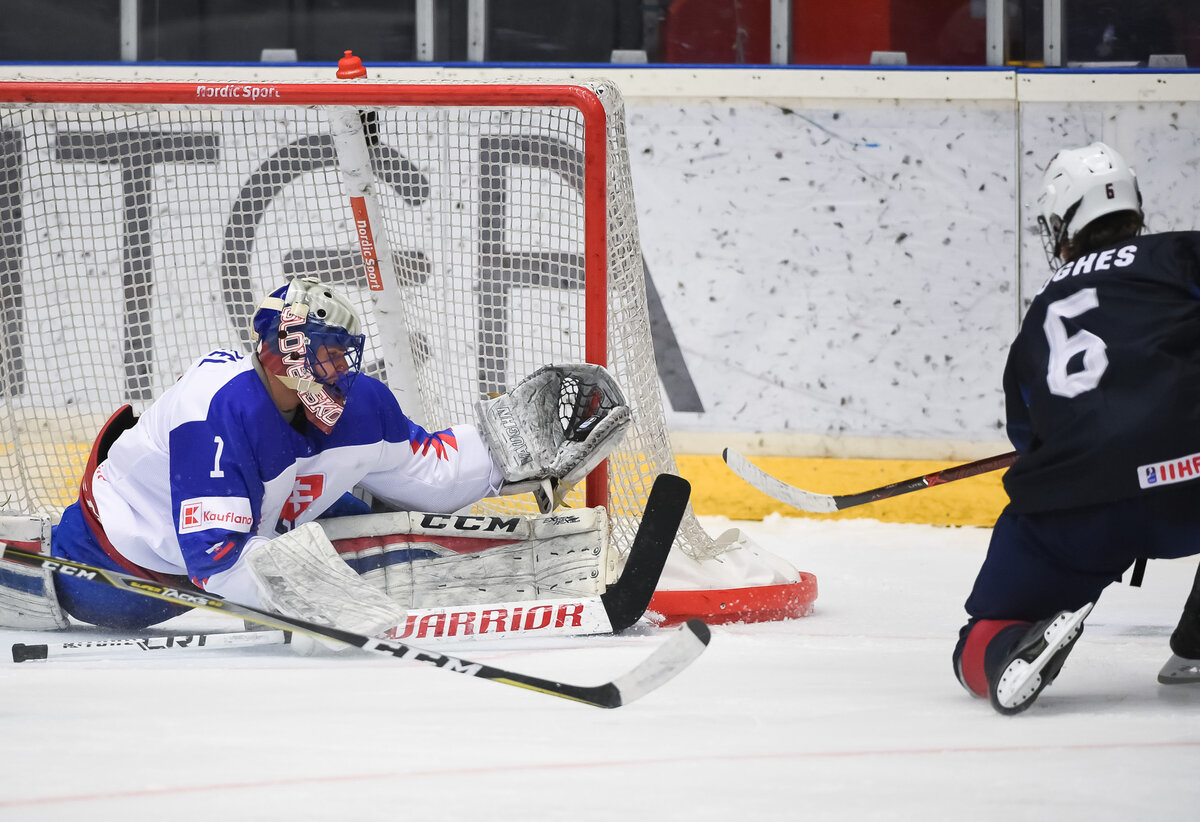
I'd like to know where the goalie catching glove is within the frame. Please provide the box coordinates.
[477,364,631,512]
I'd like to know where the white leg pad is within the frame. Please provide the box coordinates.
[0,513,69,630]
[324,507,615,609]
[245,522,407,638]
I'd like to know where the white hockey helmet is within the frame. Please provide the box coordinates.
[252,276,361,344]
[1036,141,1142,266]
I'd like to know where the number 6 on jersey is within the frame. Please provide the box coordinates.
[1043,287,1108,398]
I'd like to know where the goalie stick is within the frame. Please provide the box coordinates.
[1,547,708,707]
[13,475,688,659]
[3,475,707,708]
[722,448,1018,513]
[11,629,290,663]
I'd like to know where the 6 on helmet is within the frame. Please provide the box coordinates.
[252,277,365,433]
[1036,141,1142,268]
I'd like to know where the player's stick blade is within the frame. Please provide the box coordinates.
[722,449,838,513]
[607,618,711,707]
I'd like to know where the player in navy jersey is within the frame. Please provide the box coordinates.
[1,276,629,638]
[953,142,1200,713]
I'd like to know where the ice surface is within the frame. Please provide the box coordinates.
[2,515,1197,821]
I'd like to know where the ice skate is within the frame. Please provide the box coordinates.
[1157,654,1200,685]
[989,602,1093,715]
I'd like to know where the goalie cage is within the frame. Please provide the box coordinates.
[0,66,816,626]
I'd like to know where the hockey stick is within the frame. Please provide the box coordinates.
[2,545,708,707]
[11,629,290,663]
[3,475,707,708]
[722,448,1018,513]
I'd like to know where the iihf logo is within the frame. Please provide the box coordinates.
[1144,466,1158,485]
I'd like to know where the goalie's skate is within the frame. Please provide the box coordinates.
[1157,654,1200,685]
[989,602,1093,715]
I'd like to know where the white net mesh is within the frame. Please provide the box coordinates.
[0,79,722,562]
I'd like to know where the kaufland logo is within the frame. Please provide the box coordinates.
[178,497,254,534]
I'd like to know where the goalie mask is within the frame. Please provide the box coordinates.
[252,277,365,434]
[1036,141,1142,268]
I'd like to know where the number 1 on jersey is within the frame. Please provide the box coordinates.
[210,436,225,478]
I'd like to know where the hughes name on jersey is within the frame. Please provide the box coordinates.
[89,349,502,597]
[1003,231,1200,512]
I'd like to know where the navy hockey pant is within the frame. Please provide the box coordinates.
[954,492,1200,697]
[51,501,189,630]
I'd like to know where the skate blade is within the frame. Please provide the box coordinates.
[995,602,1093,710]
[1158,654,1200,685]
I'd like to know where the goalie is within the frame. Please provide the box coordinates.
[0,276,631,639]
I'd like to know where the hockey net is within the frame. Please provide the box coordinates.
[0,75,813,623]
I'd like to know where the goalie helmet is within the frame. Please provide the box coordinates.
[1036,141,1142,267]
[252,277,365,434]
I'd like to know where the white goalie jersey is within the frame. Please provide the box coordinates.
[84,350,504,605]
